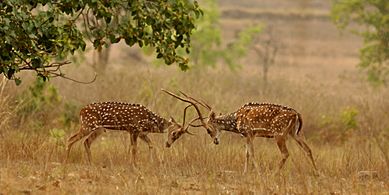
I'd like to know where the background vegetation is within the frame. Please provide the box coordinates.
[331,0,389,85]
[0,0,201,84]
[1,0,388,194]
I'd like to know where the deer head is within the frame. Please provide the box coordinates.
[162,89,221,145]
[165,105,196,147]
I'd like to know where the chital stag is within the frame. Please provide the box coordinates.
[163,90,317,173]
[66,102,194,165]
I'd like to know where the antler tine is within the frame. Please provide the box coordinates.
[187,117,208,127]
[184,117,202,135]
[161,89,208,127]
[179,90,212,111]
[198,99,212,111]
[182,104,193,127]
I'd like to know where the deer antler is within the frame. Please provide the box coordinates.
[183,117,202,135]
[182,104,192,127]
[162,89,208,129]
[179,90,212,111]
[182,104,198,135]
[185,116,208,127]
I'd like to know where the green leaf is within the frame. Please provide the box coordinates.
[93,39,101,48]
[179,62,189,71]
[109,34,120,44]
[80,41,86,51]
[31,58,42,68]
[125,37,136,46]
[138,40,144,47]
[15,78,22,86]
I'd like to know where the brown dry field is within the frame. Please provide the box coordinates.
[1,1,388,194]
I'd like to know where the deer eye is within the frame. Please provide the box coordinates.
[172,132,177,137]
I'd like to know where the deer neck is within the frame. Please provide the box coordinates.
[214,112,238,133]
[158,118,172,133]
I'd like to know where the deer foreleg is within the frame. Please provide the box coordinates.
[244,135,259,173]
[130,132,139,166]
[244,140,250,173]
[139,133,153,150]
[139,134,159,162]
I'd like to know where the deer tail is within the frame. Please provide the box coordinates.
[295,113,303,135]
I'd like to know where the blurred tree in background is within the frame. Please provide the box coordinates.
[189,0,261,70]
[0,0,202,85]
[331,0,389,85]
[146,0,262,70]
[252,25,280,88]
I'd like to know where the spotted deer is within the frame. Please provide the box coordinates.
[163,90,317,173]
[65,102,194,165]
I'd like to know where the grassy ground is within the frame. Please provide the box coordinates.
[0,131,387,194]
[1,66,388,194]
[1,1,389,194]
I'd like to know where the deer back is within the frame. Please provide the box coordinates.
[235,102,301,136]
[80,102,170,132]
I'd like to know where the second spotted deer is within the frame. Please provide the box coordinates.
[163,90,317,173]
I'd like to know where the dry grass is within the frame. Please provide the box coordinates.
[1,1,389,193]
[0,127,388,194]
[0,66,388,194]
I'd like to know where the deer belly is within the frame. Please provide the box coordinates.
[248,120,275,137]
[252,129,275,138]
[103,125,134,131]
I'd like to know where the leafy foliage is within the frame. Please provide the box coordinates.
[158,0,261,69]
[191,0,261,69]
[0,0,202,84]
[15,77,79,132]
[188,0,222,67]
[16,77,61,126]
[221,26,262,69]
[340,106,359,130]
[331,0,389,85]
[49,128,66,144]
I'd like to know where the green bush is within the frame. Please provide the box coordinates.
[340,106,359,130]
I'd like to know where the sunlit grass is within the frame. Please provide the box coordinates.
[0,63,388,193]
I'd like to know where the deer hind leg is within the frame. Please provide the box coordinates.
[139,134,158,162]
[65,126,88,163]
[292,135,317,170]
[276,137,289,170]
[83,128,104,165]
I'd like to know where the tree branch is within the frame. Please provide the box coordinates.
[51,71,97,84]
[17,61,71,71]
